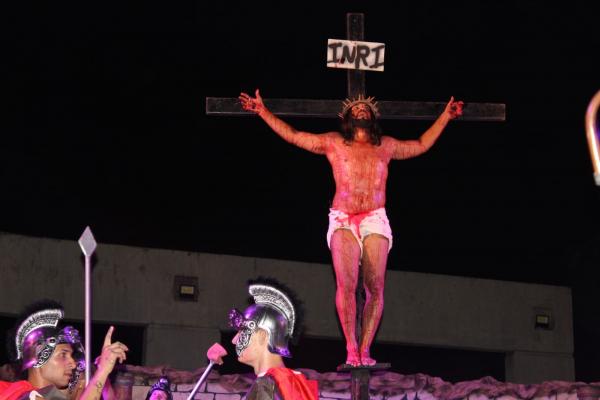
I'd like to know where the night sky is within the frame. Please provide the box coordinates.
[2,2,599,381]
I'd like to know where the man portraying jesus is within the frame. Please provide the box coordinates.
[239,90,463,366]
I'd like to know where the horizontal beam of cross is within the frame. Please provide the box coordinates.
[206,97,505,121]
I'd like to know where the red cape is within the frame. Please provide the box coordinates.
[266,368,318,400]
[0,381,36,400]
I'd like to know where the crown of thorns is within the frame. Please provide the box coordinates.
[339,94,380,119]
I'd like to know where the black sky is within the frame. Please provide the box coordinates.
[1,1,599,380]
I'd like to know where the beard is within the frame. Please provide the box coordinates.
[341,114,382,145]
[351,118,374,129]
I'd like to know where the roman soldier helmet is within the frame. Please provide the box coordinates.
[145,376,173,400]
[13,301,85,391]
[228,282,297,358]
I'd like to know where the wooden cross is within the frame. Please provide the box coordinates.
[206,13,505,121]
[206,13,505,400]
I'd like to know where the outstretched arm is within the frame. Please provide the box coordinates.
[239,89,329,154]
[390,97,463,160]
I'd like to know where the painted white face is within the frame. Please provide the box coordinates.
[232,328,266,366]
[231,320,257,357]
[228,308,258,357]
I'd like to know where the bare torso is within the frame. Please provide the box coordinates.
[326,132,393,214]
[237,90,457,215]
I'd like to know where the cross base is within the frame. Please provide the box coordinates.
[337,363,391,400]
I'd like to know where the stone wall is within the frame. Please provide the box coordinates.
[1,364,598,400]
[117,366,600,400]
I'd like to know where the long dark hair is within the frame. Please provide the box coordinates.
[340,109,382,145]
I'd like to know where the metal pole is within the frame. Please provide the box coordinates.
[585,90,600,186]
[186,361,215,400]
[79,227,97,386]
[84,254,91,385]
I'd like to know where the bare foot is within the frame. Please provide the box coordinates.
[360,352,377,366]
[345,350,361,367]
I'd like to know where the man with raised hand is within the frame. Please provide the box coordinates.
[0,301,128,400]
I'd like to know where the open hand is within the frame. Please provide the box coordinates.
[239,89,265,114]
[444,96,464,119]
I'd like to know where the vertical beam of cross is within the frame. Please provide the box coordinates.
[347,13,365,99]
